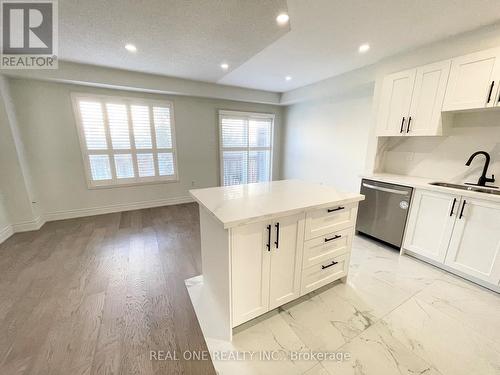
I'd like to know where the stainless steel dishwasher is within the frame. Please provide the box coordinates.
[356,179,413,248]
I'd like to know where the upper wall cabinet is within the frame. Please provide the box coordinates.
[376,60,451,137]
[442,48,500,111]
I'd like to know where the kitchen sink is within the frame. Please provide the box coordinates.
[429,182,500,195]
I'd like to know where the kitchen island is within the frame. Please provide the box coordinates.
[186,180,364,341]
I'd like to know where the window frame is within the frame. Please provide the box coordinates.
[71,92,179,189]
[218,109,275,187]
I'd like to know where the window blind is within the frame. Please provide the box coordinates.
[219,111,274,186]
[72,94,178,187]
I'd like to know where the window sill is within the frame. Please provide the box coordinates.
[87,177,180,190]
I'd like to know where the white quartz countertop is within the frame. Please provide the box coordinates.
[362,173,500,203]
[189,180,364,228]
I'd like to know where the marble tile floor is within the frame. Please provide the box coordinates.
[188,235,500,375]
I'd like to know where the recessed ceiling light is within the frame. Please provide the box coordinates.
[125,43,137,53]
[358,43,370,53]
[285,76,292,81]
[276,13,289,25]
[220,63,229,70]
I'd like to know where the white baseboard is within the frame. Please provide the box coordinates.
[2,196,195,243]
[0,225,14,245]
[43,195,194,222]
[11,215,45,232]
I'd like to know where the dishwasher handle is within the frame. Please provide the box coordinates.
[362,182,409,196]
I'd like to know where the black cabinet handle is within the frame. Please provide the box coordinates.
[487,81,495,103]
[321,260,339,269]
[325,234,341,242]
[449,198,457,217]
[459,200,467,219]
[406,116,411,133]
[327,206,345,213]
[274,222,280,249]
[400,117,405,133]
[266,224,271,251]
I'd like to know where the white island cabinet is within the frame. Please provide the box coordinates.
[187,180,364,340]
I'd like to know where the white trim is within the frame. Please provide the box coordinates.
[1,197,194,242]
[43,196,193,222]
[11,215,45,232]
[0,225,14,245]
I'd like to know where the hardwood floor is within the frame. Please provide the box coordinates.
[0,203,216,375]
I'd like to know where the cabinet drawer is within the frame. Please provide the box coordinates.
[300,253,349,295]
[305,203,357,240]
[303,228,353,268]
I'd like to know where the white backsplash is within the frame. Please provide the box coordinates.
[380,110,500,186]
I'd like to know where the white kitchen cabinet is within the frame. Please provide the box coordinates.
[189,180,363,340]
[404,188,500,290]
[404,189,460,263]
[443,47,500,111]
[231,212,305,326]
[407,60,451,136]
[268,213,305,309]
[444,198,500,285]
[376,69,416,136]
[376,60,450,137]
[231,220,271,326]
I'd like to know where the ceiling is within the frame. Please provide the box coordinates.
[59,0,289,83]
[59,0,500,93]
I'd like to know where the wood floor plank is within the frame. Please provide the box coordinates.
[0,203,216,375]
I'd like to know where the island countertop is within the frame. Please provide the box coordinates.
[189,179,365,229]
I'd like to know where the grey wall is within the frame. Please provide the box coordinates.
[0,78,37,227]
[8,78,283,218]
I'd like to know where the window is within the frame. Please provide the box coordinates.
[72,94,178,187]
[219,110,274,186]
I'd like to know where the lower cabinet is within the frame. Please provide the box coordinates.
[404,189,500,287]
[404,189,459,263]
[231,212,305,327]
[231,204,358,327]
[444,198,500,285]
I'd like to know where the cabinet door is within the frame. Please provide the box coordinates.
[268,213,305,310]
[407,60,451,136]
[403,190,459,263]
[443,48,500,111]
[231,220,271,327]
[445,198,500,285]
[376,69,416,136]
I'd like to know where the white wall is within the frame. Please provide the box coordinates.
[382,111,500,184]
[282,87,373,192]
[281,24,500,191]
[8,78,283,219]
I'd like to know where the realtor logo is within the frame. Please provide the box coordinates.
[1,0,58,69]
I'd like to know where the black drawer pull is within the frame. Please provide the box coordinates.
[327,206,345,213]
[459,199,467,219]
[266,224,271,251]
[274,222,280,249]
[406,116,411,133]
[487,81,495,103]
[321,260,339,269]
[449,198,457,217]
[324,235,341,242]
[400,117,405,133]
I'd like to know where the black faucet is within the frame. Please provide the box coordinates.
[465,151,495,187]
